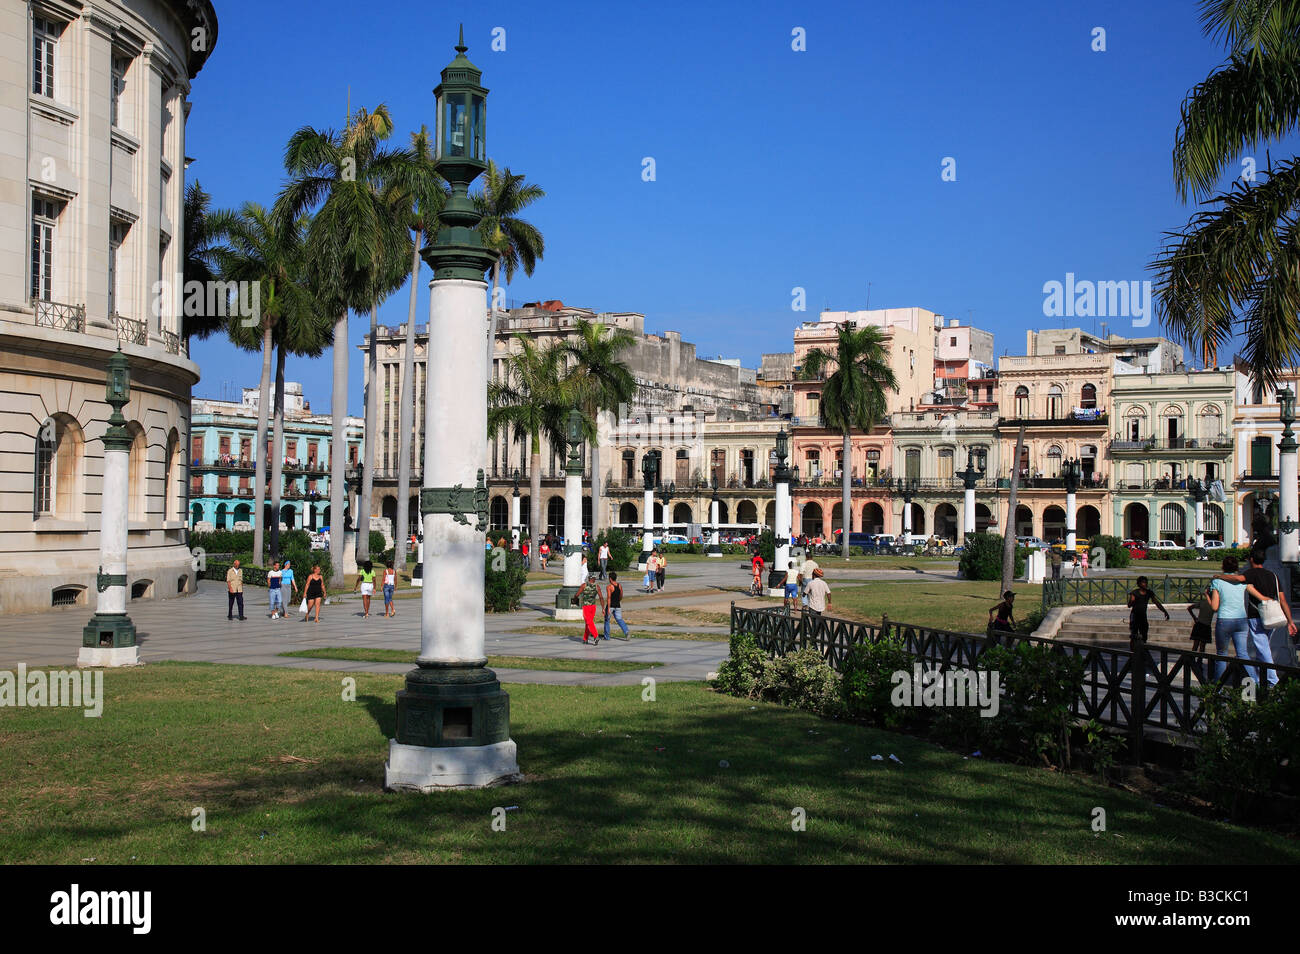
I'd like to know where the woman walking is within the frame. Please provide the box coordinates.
[304,564,326,623]
[573,574,606,644]
[353,560,376,618]
[382,562,397,618]
[643,551,658,592]
[655,549,667,593]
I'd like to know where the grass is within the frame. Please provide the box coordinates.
[830,581,1043,633]
[507,625,727,642]
[279,647,660,674]
[0,661,1294,864]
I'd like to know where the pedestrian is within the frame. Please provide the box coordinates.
[1080,547,1089,578]
[1049,547,1062,580]
[804,567,832,616]
[382,562,396,618]
[799,553,820,608]
[604,571,630,640]
[1217,548,1296,686]
[281,559,298,607]
[655,548,667,592]
[540,539,550,571]
[643,551,658,592]
[1126,575,1170,643]
[783,561,800,612]
[750,551,766,595]
[597,539,610,580]
[1207,555,1270,682]
[522,539,530,571]
[353,559,376,618]
[1069,552,1081,578]
[304,564,326,623]
[572,573,606,644]
[580,553,590,587]
[226,559,246,621]
[988,591,1016,634]
[267,561,284,619]
[1187,584,1214,678]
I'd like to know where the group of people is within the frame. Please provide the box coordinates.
[351,560,398,619]
[224,558,328,623]
[1048,548,1089,578]
[641,549,668,592]
[571,571,632,643]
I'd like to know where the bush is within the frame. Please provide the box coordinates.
[976,643,1084,769]
[755,527,776,564]
[368,530,386,556]
[282,547,330,585]
[191,529,254,557]
[592,528,637,572]
[1089,534,1129,569]
[484,547,527,612]
[959,533,1025,581]
[766,648,842,716]
[712,631,771,699]
[1194,680,1300,820]
[840,636,914,729]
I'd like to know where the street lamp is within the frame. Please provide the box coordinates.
[638,450,659,568]
[1061,456,1081,554]
[386,30,518,792]
[768,428,793,592]
[958,450,986,543]
[897,475,919,539]
[80,347,138,667]
[509,468,521,550]
[554,409,586,618]
[706,477,722,557]
[1279,386,1299,564]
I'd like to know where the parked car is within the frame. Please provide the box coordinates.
[1016,536,1049,549]
[1202,540,1227,550]
[899,532,929,547]
[1121,539,1148,559]
[1149,540,1182,551]
[661,533,689,545]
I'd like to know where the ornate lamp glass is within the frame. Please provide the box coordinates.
[1280,386,1296,426]
[106,349,131,404]
[434,31,486,165]
[775,427,789,464]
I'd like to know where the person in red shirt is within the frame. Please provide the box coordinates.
[540,540,550,570]
[751,551,765,594]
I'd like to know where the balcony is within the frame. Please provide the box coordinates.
[161,329,186,356]
[998,412,1107,429]
[1001,473,1110,490]
[1115,478,1212,492]
[194,458,256,473]
[34,300,86,333]
[1238,470,1280,483]
[1110,436,1232,453]
[114,313,147,346]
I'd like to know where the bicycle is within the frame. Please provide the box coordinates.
[749,574,764,597]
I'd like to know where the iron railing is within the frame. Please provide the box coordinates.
[34,300,86,333]
[1111,436,1231,452]
[1041,575,1208,613]
[161,329,181,355]
[115,314,147,346]
[730,603,1297,761]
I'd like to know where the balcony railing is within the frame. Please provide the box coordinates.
[34,300,86,333]
[998,412,1108,428]
[161,329,182,355]
[1116,478,1214,491]
[115,314,147,346]
[1238,470,1280,482]
[1110,436,1232,452]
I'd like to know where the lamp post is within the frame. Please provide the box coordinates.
[958,451,986,544]
[510,468,521,550]
[706,478,722,557]
[1189,476,1208,554]
[1278,386,1299,565]
[80,347,139,668]
[767,428,792,594]
[554,410,585,620]
[1062,456,1081,555]
[897,476,918,539]
[385,30,519,791]
[638,450,659,570]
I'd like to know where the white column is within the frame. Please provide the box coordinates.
[768,480,791,595]
[1282,450,1300,564]
[419,279,488,665]
[555,469,583,620]
[708,496,722,556]
[1065,489,1077,552]
[79,439,138,666]
[902,499,913,536]
[510,493,520,549]
[639,487,655,570]
[963,486,976,540]
[1195,499,1205,551]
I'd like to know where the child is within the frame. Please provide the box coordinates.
[1187,585,1213,655]
[1127,575,1170,642]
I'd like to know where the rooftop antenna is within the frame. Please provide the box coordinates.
[866,282,872,310]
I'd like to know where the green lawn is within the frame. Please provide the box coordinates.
[280,647,659,674]
[830,581,1043,633]
[0,662,1292,864]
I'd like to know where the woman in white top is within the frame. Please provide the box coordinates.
[382,563,397,618]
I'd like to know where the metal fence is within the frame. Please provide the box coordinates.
[1041,575,1208,613]
[730,603,1296,762]
[34,300,85,333]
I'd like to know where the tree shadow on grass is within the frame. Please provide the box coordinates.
[359,693,396,739]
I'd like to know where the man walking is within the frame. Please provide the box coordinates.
[1219,547,1295,686]
[1050,547,1062,580]
[804,567,831,617]
[226,559,246,621]
[597,539,610,581]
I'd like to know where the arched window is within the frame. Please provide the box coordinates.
[1046,444,1063,477]
[33,431,54,516]
[1080,383,1097,409]
[1014,386,1029,418]
[1198,406,1223,444]
[34,414,84,519]
[128,423,148,520]
[1046,385,1064,419]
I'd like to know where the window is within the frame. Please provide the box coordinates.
[905,448,921,480]
[32,17,60,98]
[30,196,60,302]
[1014,386,1029,419]
[1046,385,1064,419]
[805,449,820,475]
[111,56,129,128]
[128,425,147,520]
[807,392,820,420]
[1080,383,1097,409]
[1054,345,1066,355]
[1046,444,1063,477]
[937,448,954,481]
[35,415,83,519]
[108,222,128,316]
[949,337,957,347]
[1198,407,1222,443]
[34,432,54,515]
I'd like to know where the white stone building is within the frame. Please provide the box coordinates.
[0,0,218,614]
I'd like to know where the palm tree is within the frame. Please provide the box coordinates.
[278,105,412,584]
[181,181,226,343]
[489,338,574,565]
[562,318,637,537]
[799,323,899,559]
[1151,0,1300,385]
[392,127,448,572]
[475,161,545,379]
[209,202,323,564]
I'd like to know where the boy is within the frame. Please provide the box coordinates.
[1127,576,1170,642]
[267,562,284,619]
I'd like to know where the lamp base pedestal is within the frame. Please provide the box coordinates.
[79,612,138,668]
[554,585,581,619]
[385,739,520,791]
[78,645,140,668]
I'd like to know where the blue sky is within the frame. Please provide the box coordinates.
[187,0,1255,414]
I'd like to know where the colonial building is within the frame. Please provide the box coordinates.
[1231,368,1300,546]
[0,0,218,614]
[189,384,364,532]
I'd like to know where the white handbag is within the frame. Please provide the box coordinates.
[1260,573,1287,628]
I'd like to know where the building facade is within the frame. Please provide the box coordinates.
[0,0,218,614]
[189,384,364,532]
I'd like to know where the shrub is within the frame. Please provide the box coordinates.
[1081,720,1123,776]
[191,529,254,556]
[755,527,776,564]
[592,528,636,572]
[1089,534,1129,569]
[976,643,1084,769]
[841,636,914,729]
[484,547,527,612]
[368,530,386,556]
[959,532,1025,581]
[1194,679,1300,820]
[712,631,771,699]
[765,648,843,716]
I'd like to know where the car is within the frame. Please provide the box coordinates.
[1149,540,1182,551]
[1202,540,1227,550]
[871,534,897,550]
[899,532,929,547]
[1121,539,1148,559]
[1016,536,1049,549]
